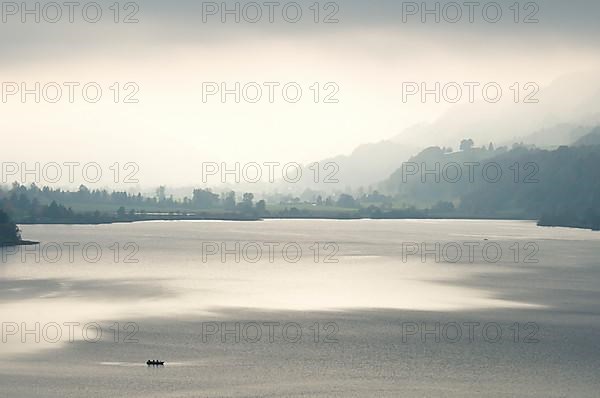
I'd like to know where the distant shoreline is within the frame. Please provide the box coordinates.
[0,240,40,248]
[15,216,599,232]
[18,215,538,225]
[14,213,598,231]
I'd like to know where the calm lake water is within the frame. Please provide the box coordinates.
[1,220,599,397]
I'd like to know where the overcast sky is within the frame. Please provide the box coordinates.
[1,0,600,187]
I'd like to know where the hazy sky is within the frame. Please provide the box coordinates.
[2,0,600,187]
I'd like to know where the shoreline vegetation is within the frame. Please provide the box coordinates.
[2,198,597,232]
[0,209,39,247]
[2,142,600,234]
[2,197,598,233]
[1,188,537,227]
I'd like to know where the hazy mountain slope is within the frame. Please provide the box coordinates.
[378,144,600,229]
[506,124,593,148]
[381,145,506,205]
[573,126,600,146]
[285,140,419,192]
[390,71,600,149]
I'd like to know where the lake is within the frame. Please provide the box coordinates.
[1,220,599,397]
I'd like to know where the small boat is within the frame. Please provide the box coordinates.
[146,360,165,366]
